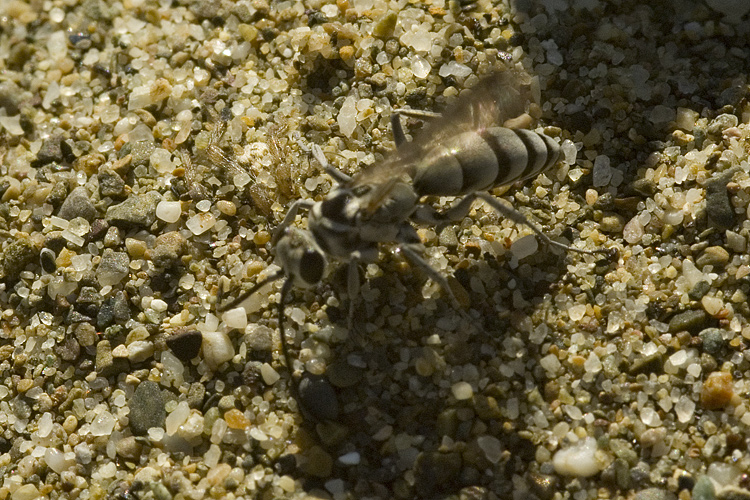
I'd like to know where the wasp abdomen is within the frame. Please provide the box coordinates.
[412,128,560,198]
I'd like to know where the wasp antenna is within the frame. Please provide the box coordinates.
[218,270,285,312]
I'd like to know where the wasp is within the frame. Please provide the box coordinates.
[220,65,610,399]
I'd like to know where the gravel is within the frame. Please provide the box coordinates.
[2,0,750,499]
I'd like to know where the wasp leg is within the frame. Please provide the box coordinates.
[398,243,473,322]
[416,193,604,256]
[218,269,285,312]
[311,144,351,185]
[346,258,361,332]
[474,192,604,256]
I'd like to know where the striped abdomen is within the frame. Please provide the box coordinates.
[411,128,560,197]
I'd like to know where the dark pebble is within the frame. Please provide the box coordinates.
[528,472,557,500]
[628,352,663,375]
[129,380,166,436]
[166,331,202,362]
[326,360,363,388]
[688,280,711,301]
[0,237,36,282]
[57,186,98,221]
[54,336,80,362]
[98,167,125,198]
[668,309,708,334]
[105,191,161,228]
[298,375,339,422]
[35,136,64,165]
[96,300,115,329]
[46,182,68,208]
[705,175,735,229]
[0,80,24,115]
[414,451,462,496]
[699,328,725,355]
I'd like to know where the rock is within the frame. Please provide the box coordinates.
[150,231,187,268]
[166,331,203,362]
[298,375,339,421]
[299,446,333,478]
[0,80,24,115]
[115,436,142,460]
[202,331,235,369]
[701,371,734,409]
[599,214,625,233]
[95,340,127,377]
[128,140,155,167]
[58,186,97,221]
[97,249,130,287]
[629,352,663,375]
[718,486,750,500]
[696,246,730,269]
[74,323,97,347]
[54,336,80,362]
[326,360,363,389]
[35,136,64,165]
[243,324,274,352]
[700,328,725,355]
[105,191,161,228]
[705,175,735,229]
[98,167,125,198]
[706,0,750,17]
[552,437,604,477]
[688,280,711,301]
[668,310,708,334]
[129,380,166,435]
[0,237,36,282]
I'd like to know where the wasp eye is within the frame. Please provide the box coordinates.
[299,250,325,285]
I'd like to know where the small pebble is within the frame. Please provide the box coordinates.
[701,371,734,410]
[201,331,235,369]
[699,328,725,354]
[224,409,250,430]
[129,381,166,436]
[155,200,182,223]
[298,375,339,421]
[450,381,473,400]
[696,246,730,269]
[260,363,280,385]
[552,438,604,477]
[166,331,203,362]
[106,191,161,228]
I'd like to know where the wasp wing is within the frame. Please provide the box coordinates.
[350,67,535,209]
